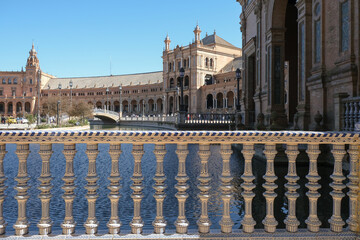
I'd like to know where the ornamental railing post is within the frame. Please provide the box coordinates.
[219,144,234,233]
[197,144,211,233]
[0,144,7,235]
[84,144,100,234]
[346,144,359,231]
[130,144,144,234]
[61,144,77,235]
[37,144,53,235]
[284,144,300,232]
[262,144,278,233]
[305,144,321,232]
[13,144,30,236]
[240,144,256,233]
[107,144,122,234]
[174,144,189,234]
[329,144,346,232]
[152,144,167,234]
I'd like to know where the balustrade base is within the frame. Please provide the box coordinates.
[0,229,356,240]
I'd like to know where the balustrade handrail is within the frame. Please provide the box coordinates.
[1,130,358,144]
[0,130,357,239]
[341,96,360,103]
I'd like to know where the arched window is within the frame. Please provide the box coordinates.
[210,59,213,68]
[170,78,175,88]
[205,58,209,67]
[13,78,17,84]
[184,76,189,87]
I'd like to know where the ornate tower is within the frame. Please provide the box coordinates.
[194,25,201,43]
[26,43,40,71]
[164,34,171,52]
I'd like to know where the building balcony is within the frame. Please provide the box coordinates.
[0,130,357,239]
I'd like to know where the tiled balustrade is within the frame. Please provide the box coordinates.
[0,131,358,240]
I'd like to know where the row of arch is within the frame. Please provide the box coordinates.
[0,102,31,115]
[206,91,236,109]
[169,76,190,88]
[91,98,164,115]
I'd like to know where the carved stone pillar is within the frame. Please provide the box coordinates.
[295,0,312,130]
[61,144,77,235]
[37,144,53,235]
[0,144,7,235]
[219,144,233,233]
[240,144,256,233]
[266,29,288,129]
[284,144,300,232]
[197,144,211,233]
[130,144,144,234]
[107,144,122,234]
[346,144,359,231]
[174,144,189,234]
[152,144,167,234]
[329,144,346,232]
[305,144,321,232]
[262,144,278,232]
[84,144,100,234]
[13,144,30,236]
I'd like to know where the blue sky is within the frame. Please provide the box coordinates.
[0,0,242,78]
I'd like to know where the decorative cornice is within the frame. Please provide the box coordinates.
[0,131,357,144]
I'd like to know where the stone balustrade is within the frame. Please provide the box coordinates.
[341,96,360,131]
[0,130,357,240]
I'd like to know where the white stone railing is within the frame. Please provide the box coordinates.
[120,115,176,122]
[0,131,357,240]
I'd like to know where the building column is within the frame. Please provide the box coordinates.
[295,0,312,130]
[266,29,287,129]
[12,101,16,116]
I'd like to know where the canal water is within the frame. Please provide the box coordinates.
[1,125,348,234]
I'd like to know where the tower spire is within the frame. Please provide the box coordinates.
[194,24,202,44]
[164,34,171,51]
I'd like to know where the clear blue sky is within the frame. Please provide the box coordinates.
[0,0,242,78]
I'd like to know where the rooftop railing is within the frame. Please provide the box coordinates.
[0,131,357,239]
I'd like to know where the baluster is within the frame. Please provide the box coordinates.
[284,144,300,232]
[13,144,30,236]
[344,102,349,131]
[329,144,346,232]
[0,144,7,234]
[262,144,278,233]
[353,101,358,129]
[174,144,189,234]
[219,144,234,233]
[197,144,211,233]
[357,102,360,126]
[61,144,77,235]
[346,144,359,231]
[37,144,53,235]
[152,144,167,234]
[349,102,354,131]
[240,144,256,233]
[305,144,321,232]
[130,144,144,234]
[84,144,100,234]
[107,144,122,234]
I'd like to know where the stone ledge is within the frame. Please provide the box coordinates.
[1,229,357,240]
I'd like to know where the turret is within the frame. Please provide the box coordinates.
[194,24,202,43]
[26,43,40,70]
[164,34,171,51]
